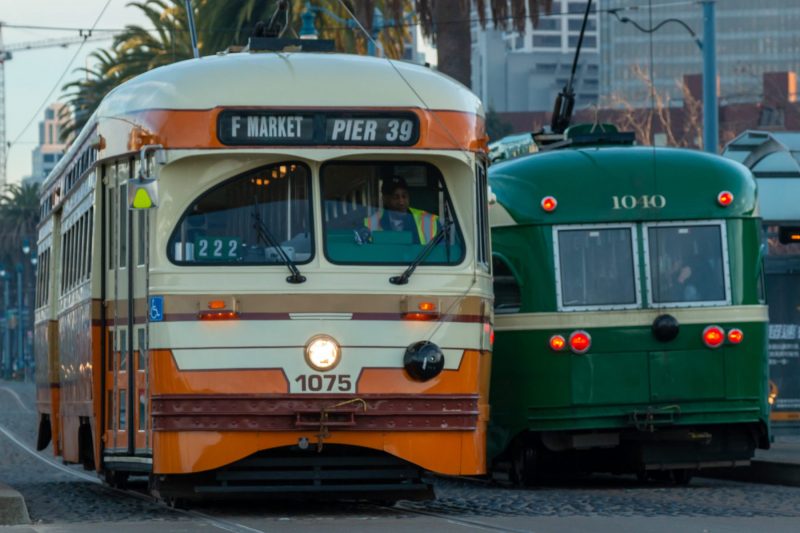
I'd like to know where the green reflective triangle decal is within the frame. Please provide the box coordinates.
[132,188,153,209]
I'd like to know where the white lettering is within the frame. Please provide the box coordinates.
[294,117,303,136]
[351,120,364,141]
[268,116,277,137]
[232,116,241,137]
[248,116,259,137]
[278,116,287,137]
[331,119,347,140]
[259,117,268,136]
[286,116,295,137]
[363,120,377,141]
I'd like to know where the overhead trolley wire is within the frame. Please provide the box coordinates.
[8,0,114,150]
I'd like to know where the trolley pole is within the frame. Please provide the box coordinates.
[701,0,718,154]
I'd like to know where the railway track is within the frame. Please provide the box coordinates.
[0,398,521,533]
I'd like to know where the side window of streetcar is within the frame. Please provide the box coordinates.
[493,257,521,314]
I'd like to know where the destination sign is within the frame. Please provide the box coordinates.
[217,110,419,147]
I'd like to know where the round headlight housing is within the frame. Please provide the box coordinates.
[403,341,445,381]
[305,335,341,371]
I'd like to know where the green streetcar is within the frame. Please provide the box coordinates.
[488,127,771,484]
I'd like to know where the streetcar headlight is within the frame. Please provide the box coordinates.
[305,335,341,372]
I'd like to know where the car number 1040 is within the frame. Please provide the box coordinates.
[295,374,353,392]
[611,194,666,210]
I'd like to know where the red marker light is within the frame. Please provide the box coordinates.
[541,196,558,212]
[703,325,725,348]
[198,310,239,321]
[727,328,744,344]
[549,334,566,351]
[568,331,591,354]
[717,191,734,207]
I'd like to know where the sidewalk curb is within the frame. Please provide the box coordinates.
[704,460,800,487]
[0,483,31,525]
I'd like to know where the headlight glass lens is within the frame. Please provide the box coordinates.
[305,335,341,371]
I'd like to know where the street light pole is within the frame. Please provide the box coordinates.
[701,0,718,153]
[610,1,718,154]
[0,266,8,379]
[16,263,22,379]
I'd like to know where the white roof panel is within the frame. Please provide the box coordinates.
[97,52,484,117]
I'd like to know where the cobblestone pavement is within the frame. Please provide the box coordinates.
[3,379,800,532]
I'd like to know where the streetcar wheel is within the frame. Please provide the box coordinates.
[671,469,693,486]
[509,442,537,487]
[103,469,129,489]
[165,497,190,510]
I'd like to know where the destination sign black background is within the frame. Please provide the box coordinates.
[218,110,420,147]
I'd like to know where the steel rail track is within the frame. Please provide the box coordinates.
[0,422,265,533]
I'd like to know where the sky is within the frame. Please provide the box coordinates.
[2,0,153,184]
[1,0,436,185]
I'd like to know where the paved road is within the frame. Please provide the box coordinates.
[3,380,800,533]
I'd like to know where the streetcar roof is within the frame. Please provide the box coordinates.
[96,52,483,117]
[489,146,758,224]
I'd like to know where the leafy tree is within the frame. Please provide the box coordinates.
[60,0,415,136]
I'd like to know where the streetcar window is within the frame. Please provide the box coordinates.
[320,162,465,265]
[648,223,727,305]
[168,162,313,265]
[555,225,638,309]
[493,257,521,313]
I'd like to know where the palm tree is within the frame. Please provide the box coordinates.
[415,0,553,87]
[61,0,415,136]
[0,183,40,268]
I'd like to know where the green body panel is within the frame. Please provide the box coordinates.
[488,146,770,464]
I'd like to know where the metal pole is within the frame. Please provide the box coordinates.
[701,0,718,154]
[16,264,22,379]
[184,0,200,59]
[1,276,7,379]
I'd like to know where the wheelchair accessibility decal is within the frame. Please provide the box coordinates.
[149,296,164,322]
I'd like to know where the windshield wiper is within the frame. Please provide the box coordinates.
[390,220,453,285]
[252,211,306,284]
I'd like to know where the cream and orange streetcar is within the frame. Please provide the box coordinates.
[34,41,493,502]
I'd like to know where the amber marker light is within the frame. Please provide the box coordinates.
[568,331,591,354]
[727,328,744,344]
[541,196,558,212]
[717,191,734,207]
[549,334,566,351]
[208,300,226,310]
[418,302,437,312]
[702,325,725,348]
[404,301,439,321]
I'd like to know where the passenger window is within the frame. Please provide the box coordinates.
[648,223,727,304]
[320,162,464,265]
[493,257,521,314]
[556,225,638,309]
[168,162,313,265]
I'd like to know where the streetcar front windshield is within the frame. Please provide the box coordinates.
[320,162,465,265]
[167,162,313,265]
[648,223,727,304]
[556,226,638,309]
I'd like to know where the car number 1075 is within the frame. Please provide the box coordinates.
[295,374,353,392]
